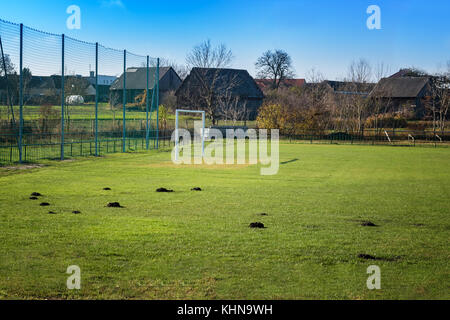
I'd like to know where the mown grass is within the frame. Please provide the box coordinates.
[0,104,255,127]
[0,144,449,299]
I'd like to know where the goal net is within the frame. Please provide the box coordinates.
[174,109,205,162]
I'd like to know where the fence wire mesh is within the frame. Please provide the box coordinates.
[0,19,161,163]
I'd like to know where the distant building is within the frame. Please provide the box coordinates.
[0,75,93,105]
[303,80,375,97]
[255,78,306,91]
[85,71,117,102]
[110,67,182,104]
[369,77,431,118]
[176,68,264,121]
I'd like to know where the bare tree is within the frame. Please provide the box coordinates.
[367,87,392,134]
[348,58,372,83]
[428,74,450,134]
[0,52,15,75]
[374,62,392,81]
[255,49,295,90]
[186,39,233,69]
[333,82,369,133]
[177,69,243,125]
[154,58,189,80]
[306,68,324,84]
[217,93,248,124]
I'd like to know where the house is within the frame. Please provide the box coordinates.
[175,68,264,121]
[25,75,97,104]
[85,71,117,102]
[369,77,431,118]
[109,67,182,104]
[302,80,375,97]
[322,80,375,96]
[255,78,306,91]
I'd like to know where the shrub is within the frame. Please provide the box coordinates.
[365,113,408,128]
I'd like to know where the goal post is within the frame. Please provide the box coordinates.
[175,109,205,161]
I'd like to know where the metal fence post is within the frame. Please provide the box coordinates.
[122,50,127,152]
[145,55,150,150]
[95,42,99,156]
[156,58,160,149]
[18,23,23,163]
[149,74,156,148]
[61,34,65,160]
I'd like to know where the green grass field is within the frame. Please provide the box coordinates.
[0,143,449,299]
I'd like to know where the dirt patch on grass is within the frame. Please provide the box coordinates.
[249,222,265,228]
[29,196,38,200]
[0,164,45,177]
[2,164,45,170]
[48,211,56,214]
[92,277,218,299]
[40,202,50,206]
[357,253,400,261]
[259,213,268,216]
[139,162,251,170]
[31,192,42,197]
[103,187,111,191]
[72,210,81,214]
[360,221,377,227]
[106,202,123,208]
[191,187,202,191]
[156,188,173,193]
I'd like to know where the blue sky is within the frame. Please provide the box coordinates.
[1,0,449,79]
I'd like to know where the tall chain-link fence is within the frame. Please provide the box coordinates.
[0,19,161,163]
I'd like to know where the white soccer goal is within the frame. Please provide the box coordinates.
[175,109,205,161]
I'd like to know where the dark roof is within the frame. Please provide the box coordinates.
[389,69,413,78]
[303,80,375,96]
[255,78,306,90]
[28,76,60,90]
[324,80,375,94]
[110,67,177,90]
[388,68,428,78]
[370,77,430,98]
[177,68,263,99]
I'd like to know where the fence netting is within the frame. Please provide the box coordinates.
[0,18,161,163]
[22,25,62,163]
[0,19,20,162]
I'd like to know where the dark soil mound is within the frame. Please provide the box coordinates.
[259,213,268,216]
[358,253,378,260]
[40,202,50,206]
[103,187,111,190]
[29,196,38,200]
[31,192,42,196]
[48,211,56,214]
[72,210,81,214]
[191,187,202,191]
[156,188,173,193]
[106,202,123,208]
[361,221,377,227]
[249,222,265,228]
[358,253,400,262]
